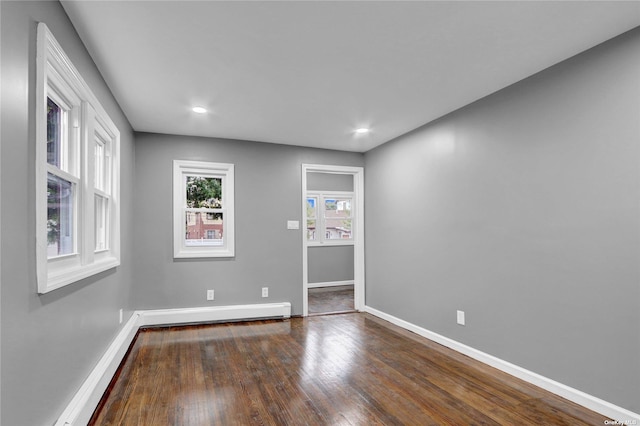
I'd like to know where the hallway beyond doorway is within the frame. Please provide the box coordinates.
[308,285,355,315]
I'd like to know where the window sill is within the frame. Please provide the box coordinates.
[306,240,355,247]
[173,249,235,259]
[40,257,120,294]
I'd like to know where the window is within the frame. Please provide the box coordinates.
[305,191,354,245]
[36,23,120,293]
[323,197,353,240]
[93,118,113,252]
[306,196,317,241]
[173,160,234,258]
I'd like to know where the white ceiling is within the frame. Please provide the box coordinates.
[61,1,640,153]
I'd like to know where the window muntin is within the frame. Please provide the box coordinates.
[306,191,354,245]
[36,23,120,293]
[174,161,234,258]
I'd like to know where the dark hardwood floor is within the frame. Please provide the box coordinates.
[90,313,610,425]
[308,285,355,315]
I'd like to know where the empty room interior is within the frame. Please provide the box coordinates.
[1,1,640,425]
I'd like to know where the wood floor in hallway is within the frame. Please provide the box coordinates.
[90,313,609,425]
[308,284,355,315]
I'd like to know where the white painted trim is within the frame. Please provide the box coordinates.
[306,240,355,247]
[352,167,365,312]
[55,312,141,426]
[36,23,121,294]
[301,167,309,316]
[363,305,640,424]
[173,160,235,258]
[46,257,120,293]
[55,303,292,425]
[307,280,354,289]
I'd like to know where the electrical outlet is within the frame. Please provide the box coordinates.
[119,309,123,324]
[207,289,215,301]
[262,287,269,298]
[457,310,465,326]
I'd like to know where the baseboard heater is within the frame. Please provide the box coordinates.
[138,302,292,327]
[55,302,292,426]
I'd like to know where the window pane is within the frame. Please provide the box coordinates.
[94,126,111,193]
[95,141,105,192]
[324,198,352,240]
[47,97,62,168]
[306,197,318,241]
[306,219,316,241]
[306,197,317,218]
[325,217,352,239]
[95,195,108,251]
[324,198,351,218]
[47,173,74,257]
[185,211,224,246]
[186,176,222,208]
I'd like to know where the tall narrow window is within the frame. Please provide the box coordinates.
[45,88,80,258]
[185,176,223,247]
[36,23,120,293]
[306,197,318,241]
[94,120,112,252]
[173,160,234,258]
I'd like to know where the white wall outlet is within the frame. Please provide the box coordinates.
[262,287,269,298]
[119,308,123,324]
[287,220,299,230]
[457,310,466,326]
[207,289,215,301]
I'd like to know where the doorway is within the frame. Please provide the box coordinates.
[302,164,364,316]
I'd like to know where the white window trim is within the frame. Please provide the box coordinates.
[173,160,235,258]
[306,190,355,247]
[36,23,120,293]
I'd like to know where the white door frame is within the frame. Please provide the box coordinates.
[301,164,365,316]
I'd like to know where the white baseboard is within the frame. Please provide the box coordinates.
[55,311,141,426]
[307,280,354,289]
[55,302,292,426]
[363,305,640,424]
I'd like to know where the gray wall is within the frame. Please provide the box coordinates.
[0,2,136,424]
[308,246,354,284]
[364,28,640,412]
[133,133,363,315]
[307,172,354,192]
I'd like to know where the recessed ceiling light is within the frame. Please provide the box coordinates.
[355,128,370,134]
[192,106,207,114]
